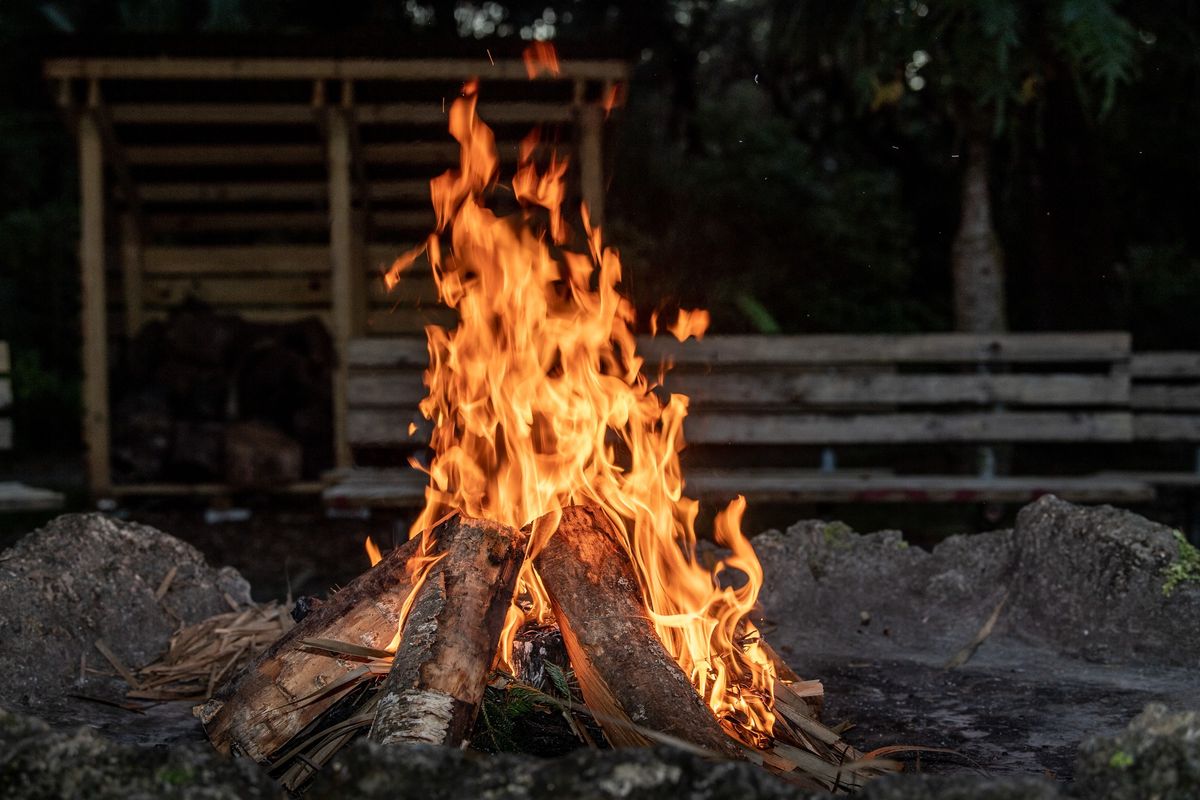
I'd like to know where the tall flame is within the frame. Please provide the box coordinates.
[388,65,775,743]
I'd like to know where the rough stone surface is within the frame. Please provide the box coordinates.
[756,495,1200,664]
[1008,497,1200,665]
[1075,704,1200,800]
[1,698,1198,798]
[754,496,1200,779]
[0,708,279,799]
[0,513,252,708]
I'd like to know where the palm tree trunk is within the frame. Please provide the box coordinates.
[952,130,1007,332]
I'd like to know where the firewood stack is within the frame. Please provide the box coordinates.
[196,505,885,793]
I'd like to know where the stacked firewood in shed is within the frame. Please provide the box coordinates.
[112,300,333,486]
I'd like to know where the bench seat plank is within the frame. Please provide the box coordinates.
[322,467,1154,507]
[0,482,65,512]
[684,471,1155,504]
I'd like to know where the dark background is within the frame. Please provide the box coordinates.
[0,0,1196,453]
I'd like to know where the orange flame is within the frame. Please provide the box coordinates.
[522,42,560,78]
[388,60,775,743]
[364,536,383,567]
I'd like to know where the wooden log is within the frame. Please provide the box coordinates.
[369,514,526,746]
[534,505,741,759]
[198,535,423,761]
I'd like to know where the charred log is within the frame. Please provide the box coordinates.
[534,505,742,759]
[198,534,423,761]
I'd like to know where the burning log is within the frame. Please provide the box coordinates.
[534,505,743,759]
[369,515,526,746]
[197,534,425,761]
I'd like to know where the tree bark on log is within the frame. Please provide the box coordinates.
[534,505,742,759]
[198,534,423,761]
[369,514,526,747]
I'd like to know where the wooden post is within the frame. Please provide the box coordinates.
[120,213,144,336]
[576,103,605,229]
[328,107,354,469]
[80,81,111,496]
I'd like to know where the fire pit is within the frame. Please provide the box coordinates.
[190,55,872,792]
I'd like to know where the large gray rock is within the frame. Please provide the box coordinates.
[3,702,1197,800]
[755,496,1200,666]
[1075,704,1200,800]
[755,520,1014,660]
[1007,497,1200,665]
[0,513,252,708]
[0,708,278,799]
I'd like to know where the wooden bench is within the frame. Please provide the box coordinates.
[1098,352,1200,489]
[0,342,66,511]
[324,333,1155,509]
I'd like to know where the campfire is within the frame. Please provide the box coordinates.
[194,47,886,793]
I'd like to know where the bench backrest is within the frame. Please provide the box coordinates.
[345,333,1134,452]
[0,342,10,449]
[1131,352,1200,442]
[642,333,1133,445]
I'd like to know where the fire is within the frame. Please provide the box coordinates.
[384,53,776,744]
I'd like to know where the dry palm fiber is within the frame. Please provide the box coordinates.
[128,602,293,702]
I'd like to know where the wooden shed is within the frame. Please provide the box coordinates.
[44,45,628,497]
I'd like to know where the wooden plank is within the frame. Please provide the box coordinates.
[0,377,11,411]
[126,143,324,166]
[142,275,330,307]
[322,467,427,508]
[1133,414,1200,442]
[328,108,355,469]
[1132,352,1200,378]
[141,308,330,326]
[110,102,574,126]
[660,371,1129,408]
[348,372,426,406]
[347,337,432,368]
[0,341,8,373]
[144,245,330,274]
[44,58,628,82]
[682,411,1134,445]
[0,419,10,450]
[1131,384,1200,411]
[148,211,329,232]
[138,182,327,203]
[365,308,457,335]
[371,210,437,231]
[79,108,111,494]
[1098,470,1200,487]
[0,481,65,511]
[367,274,440,305]
[108,481,324,497]
[682,470,1155,504]
[321,467,1155,508]
[343,410,1132,448]
[363,141,553,164]
[347,408,431,446]
[371,181,432,202]
[575,104,605,227]
[639,333,1132,366]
